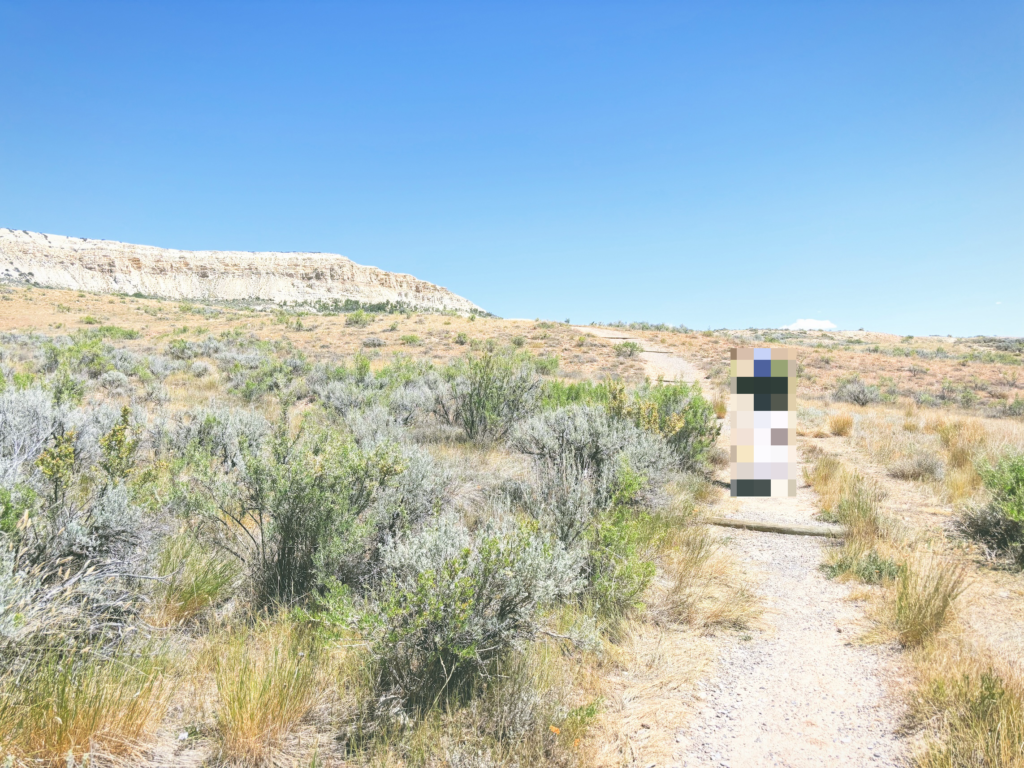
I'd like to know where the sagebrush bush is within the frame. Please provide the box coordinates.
[0,386,53,485]
[181,420,405,605]
[511,405,672,507]
[173,406,272,471]
[191,360,212,377]
[369,515,581,711]
[832,375,881,406]
[888,451,945,481]
[433,351,542,441]
[98,369,131,395]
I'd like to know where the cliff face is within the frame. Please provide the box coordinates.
[0,228,483,313]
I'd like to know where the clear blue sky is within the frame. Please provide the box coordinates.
[1,2,1021,336]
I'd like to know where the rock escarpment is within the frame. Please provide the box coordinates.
[0,228,483,313]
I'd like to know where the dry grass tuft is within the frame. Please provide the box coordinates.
[0,640,172,765]
[943,465,983,504]
[150,533,241,627]
[711,394,728,420]
[659,525,759,630]
[907,639,1024,768]
[891,556,966,648]
[828,412,854,437]
[214,619,324,766]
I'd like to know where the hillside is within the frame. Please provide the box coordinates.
[0,228,482,313]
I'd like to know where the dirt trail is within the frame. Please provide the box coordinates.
[681,473,905,767]
[573,326,704,385]
[577,328,907,767]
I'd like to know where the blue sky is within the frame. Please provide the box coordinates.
[1,2,1021,335]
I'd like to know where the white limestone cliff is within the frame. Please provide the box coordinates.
[0,228,483,313]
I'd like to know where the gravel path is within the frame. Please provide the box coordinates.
[678,515,905,766]
[578,328,908,767]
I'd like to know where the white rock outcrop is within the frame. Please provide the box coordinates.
[0,228,483,313]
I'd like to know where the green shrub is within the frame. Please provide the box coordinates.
[345,310,375,327]
[511,335,526,348]
[979,452,1024,522]
[609,380,721,472]
[434,351,541,441]
[957,452,1024,567]
[454,332,469,345]
[400,334,421,345]
[79,315,100,325]
[588,506,657,620]
[92,325,140,340]
[532,355,559,375]
[823,548,901,584]
[613,341,643,358]
[181,421,405,606]
[540,379,611,410]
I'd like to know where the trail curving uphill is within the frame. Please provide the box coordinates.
[572,326,703,385]
[576,327,907,767]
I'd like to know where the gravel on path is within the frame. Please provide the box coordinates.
[677,511,906,767]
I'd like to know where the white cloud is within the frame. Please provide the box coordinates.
[781,318,837,331]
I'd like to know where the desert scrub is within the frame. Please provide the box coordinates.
[608,379,721,472]
[178,416,406,606]
[432,350,542,441]
[214,619,323,765]
[956,451,1024,568]
[887,450,944,481]
[832,375,880,406]
[613,341,643,358]
[345,309,375,327]
[511,404,672,508]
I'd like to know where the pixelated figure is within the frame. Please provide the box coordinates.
[730,347,797,497]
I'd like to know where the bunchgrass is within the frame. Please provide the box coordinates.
[0,639,172,765]
[214,618,323,765]
[828,412,854,437]
[906,640,1024,768]
[891,556,966,647]
[151,532,241,626]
